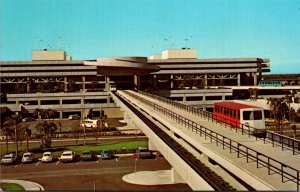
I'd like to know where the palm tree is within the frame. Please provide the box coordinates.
[25,128,31,152]
[3,114,22,155]
[267,97,291,133]
[1,120,14,154]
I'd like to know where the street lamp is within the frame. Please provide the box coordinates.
[82,95,86,145]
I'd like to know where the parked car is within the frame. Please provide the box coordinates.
[41,152,53,163]
[59,151,75,162]
[69,114,80,120]
[137,147,152,159]
[101,150,113,160]
[80,151,97,161]
[22,117,35,122]
[1,153,18,165]
[22,152,35,163]
[81,119,100,128]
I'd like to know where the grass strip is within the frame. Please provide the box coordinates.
[0,183,25,191]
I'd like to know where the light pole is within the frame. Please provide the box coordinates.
[82,95,86,145]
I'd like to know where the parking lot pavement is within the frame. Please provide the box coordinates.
[1,156,192,191]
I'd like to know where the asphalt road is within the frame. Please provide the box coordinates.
[1,156,192,191]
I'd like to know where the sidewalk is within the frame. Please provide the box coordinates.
[1,179,44,191]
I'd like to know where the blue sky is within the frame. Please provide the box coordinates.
[1,0,299,74]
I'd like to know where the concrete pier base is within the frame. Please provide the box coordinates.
[122,170,185,185]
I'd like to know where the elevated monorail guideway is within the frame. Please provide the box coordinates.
[120,90,300,191]
[111,91,235,191]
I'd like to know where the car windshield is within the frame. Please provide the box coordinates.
[24,154,31,157]
[3,156,12,159]
[82,151,91,155]
[63,153,71,156]
[44,154,50,157]
[139,149,148,152]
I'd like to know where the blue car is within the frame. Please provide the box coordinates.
[101,150,113,160]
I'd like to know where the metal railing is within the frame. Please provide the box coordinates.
[138,90,300,155]
[122,90,300,190]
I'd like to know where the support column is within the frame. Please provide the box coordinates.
[134,75,140,90]
[153,75,157,89]
[16,99,19,112]
[59,111,63,119]
[253,73,257,86]
[82,76,86,92]
[204,74,208,87]
[148,140,157,150]
[26,78,30,93]
[38,99,41,108]
[64,77,68,92]
[237,74,241,86]
[170,75,174,89]
[202,95,206,111]
[59,98,63,119]
[171,168,184,183]
[105,76,110,91]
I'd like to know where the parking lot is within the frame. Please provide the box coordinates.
[1,155,192,190]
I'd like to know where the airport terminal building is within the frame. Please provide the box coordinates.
[0,49,270,119]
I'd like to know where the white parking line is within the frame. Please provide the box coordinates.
[55,161,59,166]
[35,162,40,166]
[96,160,99,164]
[14,164,18,168]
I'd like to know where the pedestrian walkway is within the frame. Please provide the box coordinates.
[0,179,44,191]
[121,90,300,190]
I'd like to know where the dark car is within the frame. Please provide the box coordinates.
[137,147,152,159]
[80,151,97,161]
[101,150,113,160]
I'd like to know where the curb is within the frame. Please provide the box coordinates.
[1,179,44,191]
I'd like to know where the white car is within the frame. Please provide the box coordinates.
[69,114,80,120]
[42,152,53,163]
[1,153,18,165]
[22,152,35,163]
[59,151,75,163]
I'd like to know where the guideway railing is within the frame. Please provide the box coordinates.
[138,91,300,155]
[122,90,300,190]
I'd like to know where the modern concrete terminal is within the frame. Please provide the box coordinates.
[0,48,275,118]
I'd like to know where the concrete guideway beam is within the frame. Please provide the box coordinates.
[111,92,214,191]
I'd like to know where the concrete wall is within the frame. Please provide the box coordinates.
[161,49,197,59]
[103,107,123,118]
[32,50,66,61]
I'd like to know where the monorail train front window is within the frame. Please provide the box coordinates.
[253,110,263,120]
[243,110,263,120]
[243,111,252,120]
